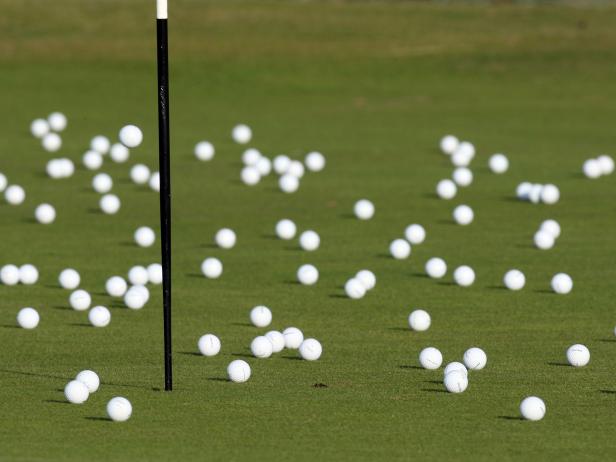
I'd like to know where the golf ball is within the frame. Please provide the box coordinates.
[46,159,64,179]
[250,305,272,328]
[256,157,272,176]
[444,371,468,393]
[91,135,110,154]
[149,172,160,192]
[83,150,103,170]
[463,347,487,370]
[404,224,426,245]
[134,226,155,247]
[242,148,261,166]
[488,153,509,174]
[273,155,291,174]
[76,370,100,393]
[503,269,525,291]
[299,230,320,251]
[251,336,273,358]
[124,286,146,310]
[34,203,56,224]
[215,228,237,249]
[452,204,473,225]
[597,154,615,175]
[297,264,319,285]
[42,133,62,152]
[69,289,91,311]
[305,151,326,172]
[299,338,322,361]
[19,264,39,285]
[194,141,215,161]
[64,380,89,404]
[92,173,113,194]
[107,397,132,422]
[241,166,261,186]
[540,184,560,204]
[354,199,375,220]
[119,125,143,148]
[355,270,376,291]
[275,219,296,240]
[106,276,128,297]
[419,347,443,370]
[287,160,305,178]
[110,143,130,163]
[440,135,459,155]
[232,124,252,144]
[408,309,431,331]
[452,167,473,187]
[279,174,299,193]
[425,257,447,279]
[0,172,6,192]
[516,182,532,200]
[528,184,543,204]
[344,278,366,299]
[48,112,67,131]
[265,331,285,353]
[201,258,223,279]
[31,118,50,138]
[389,239,411,260]
[128,266,149,286]
[520,396,546,421]
[451,149,472,167]
[1,264,20,285]
[436,179,457,200]
[583,159,601,179]
[283,327,304,349]
[551,273,572,294]
[227,360,251,382]
[198,334,221,356]
[444,362,468,377]
[130,164,151,185]
[17,307,39,329]
[566,344,590,367]
[59,268,80,289]
[534,230,555,250]
[88,306,111,327]
[5,185,25,205]
[453,265,475,287]
[540,219,561,239]
[147,263,163,284]
[100,194,121,214]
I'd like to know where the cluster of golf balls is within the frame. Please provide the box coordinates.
[439,135,476,168]
[582,155,614,179]
[389,224,426,260]
[534,219,561,250]
[1,263,39,286]
[418,346,487,394]
[344,270,376,299]
[31,112,67,152]
[516,182,560,204]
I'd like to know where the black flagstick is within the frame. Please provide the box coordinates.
[156,0,172,391]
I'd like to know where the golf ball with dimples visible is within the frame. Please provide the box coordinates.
[503,269,525,291]
[297,264,319,285]
[540,219,561,239]
[251,336,273,358]
[540,184,560,204]
[17,307,39,329]
[425,257,447,279]
[119,125,143,148]
[31,118,50,138]
[100,194,121,215]
[440,135,459,155]
[0,172,6,192]
[279,174,299,193]
[124,287,146,310]
[106,276,128,297]
[149,172,160,192]
[299,230,320,251]
[345,278,366,299]
[520,396,546,421]
[283,327,304,349]
[107,397,132,422]
[275,219,296,240]
[64,380,89,404]
[265,331,285,353]
[147,263,163,284]
[1,265,20,285]
[404,224,426,245]
[232,124,252,144]
[5,185,25,205]
[194,141,214,161]
[42,133,62,152]
[215,228,236,249]
[419,347,443,370]
[201,258,223,279]
[299,338,322,361]
[597,154,614,175]
[110,143,130,163]
[69,289,91,311]
[198,334,221,356]
[444,362,468,377]
[250,306,272,328]
[242,148,261,166]
[566,344,590,367]
[287,160,305,178]
[452,167,473,187]
[241,166,261,185]
[89,306,111,327]
[528,184,543,204]
[34,203,56,224]
[92,173,113,194]
[355,270,376,291]
[390,239,411,260]
[83,150,103,170]
[516,182,532,200]
[436,179,457,200]
[46,159,64,179]
[59,268,80,289]
[489,153,509,174]
[227,360,251,383]
[583,159,601,179]
[451,150,472,167]
[408,310,431,331]
[444,371,468,393]
[19,264,39,285]
[130,164,151,184]
[48,112,67,131]
[273,155,291,175]
[128,266,149,286]
[134,226,155,247]
[452,205,473,225]
[463,347,487,370]
[354,199,374,220]
[91,135,110,154]
[305,151,326,172]
[76,370,100,393]
[453,265,475,287]
[534,230,554,250]
[256,157,272,176]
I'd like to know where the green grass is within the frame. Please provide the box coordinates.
[2,1,616,460]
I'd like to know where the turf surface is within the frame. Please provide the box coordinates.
[2,1,616,460]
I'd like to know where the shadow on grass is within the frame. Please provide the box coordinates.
[119,241,135,247]
[596,338,616,343]
[498,415,524,421]
[284,246,302,251]
[52,306,70,310]
[547,362,570,367]
[44,399,70,405]
[68,323,91,327]
[230,322,252,327]
[387,327,409,332]
[87,208,102,215]
[486,285,507,291]
[421,388,448,393]
[329,294,347,299]
[207,377,228,382]
[534,289,553,294]
[515,244,536,250]
[281,356,302,361]
[424,380,442,385]
[201,243,218,249]
[375,253,391,259]
[411,273,429,278]
[21,217,38,224]
[599,389,616,395]
[339,213,356,219]
[260,234,278,240]
[437,219,456,225]
[437,281,456,286]
[44,284,63,290]
[500,196,520,203]
[85,416,111,422]
[1,324,20,329]
[231,353,253,359]
[178,351,201,356]
[399,365,422,370]
[422,193,440,200]
[283,280,301,285]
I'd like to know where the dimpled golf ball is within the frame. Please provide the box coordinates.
[440,135,459,155]
[436,179,457,200]
[597,154,615,175]
[109,143,130,163]
[265,331,285,353]
[201,257,223,279]
[566,344,590,367]
[59,268,80,289]
[534,230,555,250]
[242,148,261,166]
[119,125,143,148]
[299,230,320,251]
[215,228,237,249]
[17,307,39,329]
[345,278,366,299]
[425,257,447,279]
[305,151,326,172]
[453,265,475,287]
[250,305,272,328]
[355,269,376,291]
[419,347,443,370]
[19,264,39,285]
[583,159,602,179]
[551,273,573,294]
[275,219,296,240]
[91,135,110,154]
[48,112,67,131]
[404,224,426,245]
[488,153,509,174]
[130,164,151,185]
[1,264,20,286]
[540,184,560,204]
[107,397,132,422]
[232,124,252,144]
[42,133,62,152]
[452,204,473,225]
[65,380,89,404]
[198,334,221,356]
[540,219,561,239]
[34,203,55,224]
[297,264,319,285]
[283,327,304,349]
[408,309,431,331]
[287,160,305,178]
[444,362,468,377]
[31,118,50,138]
[76,370,100,393]
[5,185,25,205]
[69,289,91,311]
[452,167,473,187]
[241,166,261,186]
[463,347,487,370]
[279,174,299,193]
[147,263,163,284]
[0,172,6,192]
[89,306,111,327]
[148,173,160,192]
[251,336,273,358]
[83,150,103,170]
[444,371,468,393]
[256,157,272,176]
[299,338,322,361]
[503,269,526,291]
[227,360,251,382]
[390,239,411,260]
[99,194,121,215]
[520,396,546,421]
[92,173,113,194]
[354,199,375,220]
[134,226,155,247]
[106,276,128,297]
[194,141,215,161]
[273,155,291,174]
[124,286,146,310]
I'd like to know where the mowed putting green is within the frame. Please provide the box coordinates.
[2,1,616,460]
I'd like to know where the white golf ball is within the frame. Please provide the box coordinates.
[227,360,251,382]
[119,125,143,148]
[241,166,261,186]
[345,278,366,299]
[297,264,319,285]
[452,205,473,225]
[198,334,221,356]
[31,118,50,138]
[256,157,272,176]
[299,338,322,361]
[147,263,163,284]
[463,347,487,370]
[444,362,468,377]
[110,143,130,163]
[100,194,121,215]
[440,135,459,155]
[528,184,543,204]
[19,264,39,285]
[250,305,272,328]
[279,174,299,193]
[583,159,601,179]
[520,396,546,421]
[128,266,149,285]
[64,380,89,404]
[34,203,56,224]
[408,309,431,331]
[0,172,6,192]
[83,150,103,170]
[597,154,615,175]
[46,159,64,179]
[453,265,475,287]
[516,182,532,200]
[566,344,590,367]
[106,276,128,297]
[17,307,39,329]
[5,185,25,205]
[91,135,110,154]
[425,257,447,279]
[489,153,509,174]
[130,164,151,185]
[287,160,305,178]
[48,112,67,132]
[194,141,215,161]
[124,286,146,310]
[131,285,150,303]
[273,155,291,175]
[534,230,555,250]
[436,179,457,200]
[42,133,62,152]
[354,199,375,220]
[215,228,237,249]
[275,219,296,240]
[1,264,20,286]
[457,141,476,159]
[419,347,443,370]
[92,173,113,194]
[305,151,326,172]
[251,336,273,358]
[69,289,91,311]
[404,224,426,245]
[232,124,252,144]
[265,331,285,353]
[540,219,561,239]
[452,167,473,187]
[201,257,223,279]
[149,172,160,192]
[242,148,261,166]
[107,397,132,421]
[59,268,80,289]
[89,306,111,327]
[76,370,100,393]
[134,226,155,247]
[451,149,472,167]
[444,371,468,393]
[390,239,411,260]
[299,230,320,251]
[59,158,74,177]
[503,269,525,291]
[355,270,376,291]
[283,327,304,349]
[540,184,560,204]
